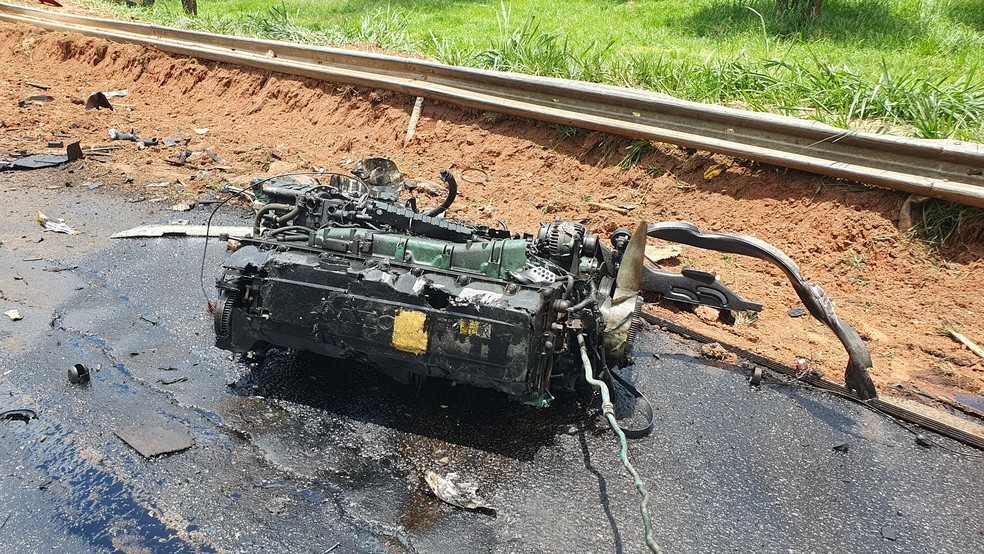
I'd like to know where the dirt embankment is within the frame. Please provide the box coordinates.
[1,23,982,411]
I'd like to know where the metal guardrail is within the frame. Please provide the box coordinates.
[2,3,983,207]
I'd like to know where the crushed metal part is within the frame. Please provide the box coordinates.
[424,470,495,512]
[114,425,193,458]
[84,91,114,111]
[4,308,22,321]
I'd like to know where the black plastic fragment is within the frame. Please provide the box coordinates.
[1,408,37,424]
[787,306,807,317]
[68,363,90,385]
[85,91,114,111]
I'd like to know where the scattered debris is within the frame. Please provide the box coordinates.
[82,146,121,154]
[0,408,37,424]
[796,358,809,372]
[170,202,196,212]
[42,265,78,273]
[111,224,252,239]
[194,128,209,135]
[694,306,720,322]
[954,393,984,413]
[86,181,103,190]
[423,471,495,512]
[68,363,90,384]
[114,425,193,458]
[880,526,898,541]
[158,376,188,385]
[37,210,80,234]
[947,328,984,359]
[832,443,850,453]
[85,91,114,111]
[266,497,290,514]
[47,140,64,148]
[140,314,160,325]
[203,149,223,163]
[3,309,22,321]
[161,137,187,148]
[26,82,51,90]
[108,128,139,141]
[405,96,424,145]
[787,306,807,318]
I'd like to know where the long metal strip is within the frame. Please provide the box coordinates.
[1,3,983,207]
[641,312,984,451]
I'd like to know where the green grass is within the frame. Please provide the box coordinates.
[80,0,984,143]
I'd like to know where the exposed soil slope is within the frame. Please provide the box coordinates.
[1,23,982,411]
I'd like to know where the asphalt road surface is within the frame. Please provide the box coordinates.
[1,168,982,553]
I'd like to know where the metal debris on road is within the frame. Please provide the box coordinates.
[68,363,90,384]
[1,141,81,170]
[158,376,188,385]
[644,244,682,263]
[423,471,495,512]
[111,224,251,239]
[114,425,193,458]
[85,91,114,111]
[0,408,37,423]
[37,210,80,234]
[4,309,22,321]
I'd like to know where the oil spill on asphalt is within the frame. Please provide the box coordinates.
[3,420,208,552]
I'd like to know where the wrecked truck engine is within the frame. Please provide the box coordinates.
[214,158,877,406]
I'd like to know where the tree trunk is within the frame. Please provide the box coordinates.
[181,0,197,16]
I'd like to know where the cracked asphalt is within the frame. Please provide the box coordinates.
[1,168,982,553]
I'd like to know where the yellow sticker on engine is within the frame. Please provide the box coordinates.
[458,319,479,336]
[392,309,428,355]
